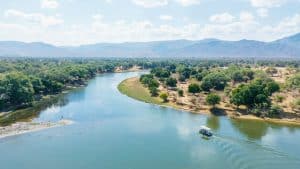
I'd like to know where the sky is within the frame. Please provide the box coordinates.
[0,0,300,45]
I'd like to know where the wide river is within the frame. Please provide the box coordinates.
[1,72,300,169]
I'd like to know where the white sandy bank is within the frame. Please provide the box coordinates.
[0,120,74,139]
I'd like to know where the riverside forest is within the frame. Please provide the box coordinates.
[1,57,300,126]
[119,59,300,124]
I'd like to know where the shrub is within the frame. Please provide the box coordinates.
[160,93,168,102]
[267,105,283,118]
[149,87,158,97]
[274,94,284,103]
[188,83,201,94]
[206,93,221,107]
[178,89,184,97]
[166,77,177,87]
[201,72,229,91]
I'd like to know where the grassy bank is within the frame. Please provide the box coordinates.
[118,77,163,105]
[118,76,300,126]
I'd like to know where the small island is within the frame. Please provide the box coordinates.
[119,63,300,125]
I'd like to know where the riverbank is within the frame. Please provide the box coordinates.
[0,67,143,127]
[0,92,71,126]
[0,119,73,139]
[118,77,300,126]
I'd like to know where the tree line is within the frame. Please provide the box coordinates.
[140,62,300,118]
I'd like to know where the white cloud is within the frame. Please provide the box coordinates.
[263,13,300,36]
[175,0,201,6]
[92,14,103,20]
[4,9,63,27]
[209,13,235,24]
[239,11,255,22]
[257,8,269,18]
[160,15,173,21]
[132,0,201,7]
[250,0,286,8]
[41,0,59,9]
[1,9,300,45]
[131,0,168,8]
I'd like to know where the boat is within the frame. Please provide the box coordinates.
[199,126,213,137]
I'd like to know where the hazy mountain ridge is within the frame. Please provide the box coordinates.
[0,33,300,58]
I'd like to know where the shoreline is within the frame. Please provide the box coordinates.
[118,77,300,126]
[0,120,74,139]
[0,68,143,127]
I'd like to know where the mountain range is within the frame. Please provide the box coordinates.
[0,33,300,58]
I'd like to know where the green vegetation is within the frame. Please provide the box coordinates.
[117,58,300,121]
[188,83,201,94]
[287,73,300,89]
[206,93,221,107]
[230,78,280,108]
[1,58,300,125]
[178,89,184,97]
[118,77,162,105]
[0,58,148,125]
[201,72,229,91]
[160,93,168,102]
[140,74,160,96]
[166,77,177,87]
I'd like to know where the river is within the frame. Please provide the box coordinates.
[0,72,300,169]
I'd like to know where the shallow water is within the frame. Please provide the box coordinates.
[0,72,300,169]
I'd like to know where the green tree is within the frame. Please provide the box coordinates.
[206,93,221,107]
[160,93,168,102]
[178,89,184,97]
[29,76,45,94]
[166,77,177,87]
[4,72,34,105]
[188,83,201,94]
[231,71,244,83]
[148,79,159,88]
[230,78,279,109]
[149,87,159,97]
[201,72,229,91]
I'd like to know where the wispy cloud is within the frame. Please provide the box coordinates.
[4,9,63,27]
[41,0,59,9]
[131,0,168,8]
[160,15,173,21]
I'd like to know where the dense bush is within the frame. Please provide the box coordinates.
[206,93,221,107]
[201,72,229,91]
[178,89,184,97]
[230,78,280,109]
[188,83,201,94]
[287,73,300,89]
[166,77,177,87]
[160,93,168,102]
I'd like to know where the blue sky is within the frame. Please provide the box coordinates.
[0,0,300,45]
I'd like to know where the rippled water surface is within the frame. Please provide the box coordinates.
[0,72,300,169]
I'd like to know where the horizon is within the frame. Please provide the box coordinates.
[1,32,299,47]
[1,0,300,45]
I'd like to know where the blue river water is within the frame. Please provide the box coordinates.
[0,72,300,169]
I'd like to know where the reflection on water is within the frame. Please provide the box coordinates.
[230,118,269,140]
[230,118,300,140]
[206,115,220,130]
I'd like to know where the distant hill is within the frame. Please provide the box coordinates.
[0,33,300,58]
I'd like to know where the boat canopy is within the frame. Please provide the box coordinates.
[200,126,211,131]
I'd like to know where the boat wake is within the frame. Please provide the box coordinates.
[211,134,300,169]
